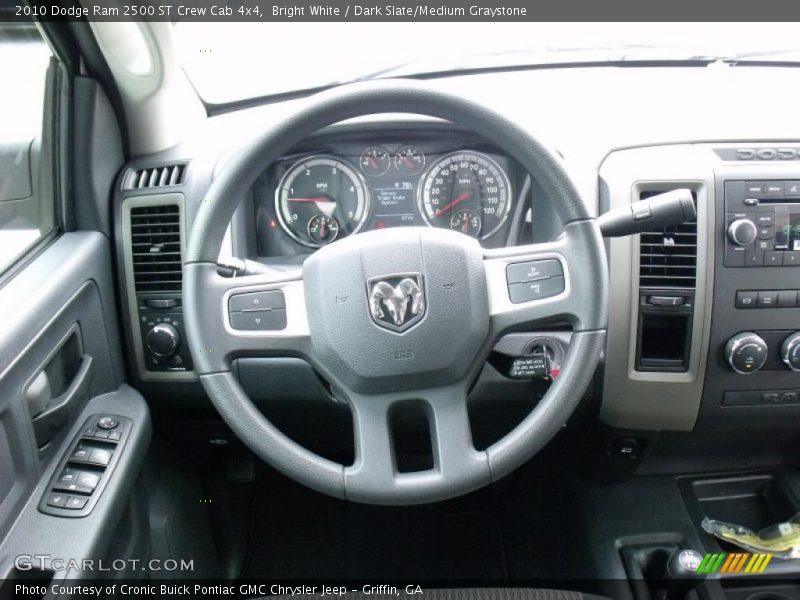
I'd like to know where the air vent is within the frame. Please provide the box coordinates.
[639,191,697,289]
[130,205,182,293]
[125,164,187,190]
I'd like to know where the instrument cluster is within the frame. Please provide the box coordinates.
[262,142,515,250]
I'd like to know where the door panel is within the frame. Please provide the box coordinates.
[0,232,147,557]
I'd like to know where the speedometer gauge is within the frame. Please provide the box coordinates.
[275,156,369,247]
[418,151,511,239]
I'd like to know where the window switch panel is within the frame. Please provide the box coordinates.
[39,414,132,518]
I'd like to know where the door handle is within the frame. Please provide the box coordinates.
[31,354,94,448]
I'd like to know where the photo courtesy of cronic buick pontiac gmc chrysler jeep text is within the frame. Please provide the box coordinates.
[1,13,800,600]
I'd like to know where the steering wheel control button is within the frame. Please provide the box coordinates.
[508,275,565,304]
[725,332,768,374]
[228,290,287,331]
[230,309,287,331]
[506,259,563,284]
[97,416,119,430]
[229,290,286,312]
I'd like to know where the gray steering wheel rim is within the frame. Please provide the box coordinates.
[183,79,607,505]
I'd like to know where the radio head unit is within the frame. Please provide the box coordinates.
[724,180,800,267]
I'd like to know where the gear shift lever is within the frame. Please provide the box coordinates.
[663,549,707,600]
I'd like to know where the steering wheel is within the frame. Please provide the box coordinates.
[183,80,608,505]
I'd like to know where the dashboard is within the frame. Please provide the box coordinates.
[251,127,551,256]
[114,65,800,445]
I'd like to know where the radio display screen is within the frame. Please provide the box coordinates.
[775,212,800,250]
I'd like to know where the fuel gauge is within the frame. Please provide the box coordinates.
[360,146,391,177]
[394,145,425,176]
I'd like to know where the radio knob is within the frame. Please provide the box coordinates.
[146,323,180,359]
[781,333,800,372]
[727,218,758,246]
[725,332,768,374]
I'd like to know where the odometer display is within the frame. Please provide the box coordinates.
[275,156,369,247]
[418,151,511,239]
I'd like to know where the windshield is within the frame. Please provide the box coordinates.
[173,22,800,104]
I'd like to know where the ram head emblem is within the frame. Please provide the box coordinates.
[367,274,425,332]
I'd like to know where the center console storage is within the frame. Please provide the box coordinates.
[613,471,800,600]
[678,471,800,589]
[680,473,800,548]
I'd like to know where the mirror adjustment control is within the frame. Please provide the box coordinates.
[781,332,800,372]
[727,218,758,246]
[725,332,768,374]
[97,416,118,430]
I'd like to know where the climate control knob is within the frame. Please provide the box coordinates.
[781,333,800,372]
[146,323,180,359]
[727,219,758,246]
[725,332,768,374]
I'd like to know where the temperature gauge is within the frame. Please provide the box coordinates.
[360,146,391,177]
[450,209,482,238]
[394,146,425,176]
[307,214,340,245]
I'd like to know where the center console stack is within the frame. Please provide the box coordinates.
[698,161,800,430]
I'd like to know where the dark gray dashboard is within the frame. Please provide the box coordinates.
[111,64,800,438]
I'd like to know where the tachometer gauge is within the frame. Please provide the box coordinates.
[275,156,369,247]
[418,151,511,240]
[394,145,425,176]
[360,146,391,177]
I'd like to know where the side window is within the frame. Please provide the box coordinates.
[0,21,55,274]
